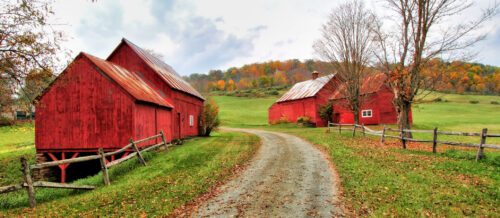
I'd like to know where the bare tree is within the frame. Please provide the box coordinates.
[374,0,498,136]
[314,0,378,124]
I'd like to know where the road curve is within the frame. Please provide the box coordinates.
[194,128,341,217]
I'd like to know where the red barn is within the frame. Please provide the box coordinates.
[107,39,205,139]
[329,74,412,125]
[268,72,337,127]
[35,52,174,182]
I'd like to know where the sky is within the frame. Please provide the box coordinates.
[52,0,500,76]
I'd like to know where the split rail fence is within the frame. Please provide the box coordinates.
[328,122,500,162]
[0,130,173,208]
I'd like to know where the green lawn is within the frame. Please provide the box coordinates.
[422,92,500,104]
[212,96,277,127]
[0,123,34,154]
[0,131,260,216]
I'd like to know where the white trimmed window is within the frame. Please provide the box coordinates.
[189,115,194,127]
[362,110,372,118]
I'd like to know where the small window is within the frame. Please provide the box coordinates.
[362,110,372,118]
[189,115,194,127]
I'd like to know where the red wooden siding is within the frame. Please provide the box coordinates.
[268,75,337,127]
[36,56,135,151]
[107,39,204,139]
[331,87,412,125]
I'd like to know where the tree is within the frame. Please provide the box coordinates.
[199,98,220,136]
[258,75,270,88]
[319,102,334,124]
[314,0,377,124]
[0,0,65,96]
[19,69,54,114]
[216,80,225,90]
[374,0,498,136]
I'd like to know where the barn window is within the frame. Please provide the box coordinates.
[362,110,372,118]
[189,115,194,127]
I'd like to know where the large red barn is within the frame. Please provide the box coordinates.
[268,72,337,127]
[35,52,174,182]
[329,74,412,125]
[107,39,205,139]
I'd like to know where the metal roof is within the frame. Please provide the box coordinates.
[330,73,388,100]
[276,74,335,103]
[119,39,205,100]
[83,53,174,108]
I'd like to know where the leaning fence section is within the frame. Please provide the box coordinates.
[0,130,173,208]
[328,122,500,162]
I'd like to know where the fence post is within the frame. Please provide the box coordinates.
[160,130,168,152]
[476,128,488,162]
[432,127,438,153]
[362,124,366,138]
[338,121,342,135]
[400,128,406,149]
[130,139,147,166]
[98,148,110,186]
[352,125,356,137]
[380,125,386,145]
[20,157,36,208]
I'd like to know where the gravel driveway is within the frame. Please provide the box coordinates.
[194,128,341,217]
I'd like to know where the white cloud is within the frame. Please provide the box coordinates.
[51,0,500,76]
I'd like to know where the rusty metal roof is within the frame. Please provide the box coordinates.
[330,73,388,100]
[276,74,335,103]
[119,39,205,100]
[83,53,174,108]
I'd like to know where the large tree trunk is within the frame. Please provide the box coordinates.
[397,101,412,138]
[353,110,360,125]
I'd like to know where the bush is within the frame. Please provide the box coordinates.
[469,100,479,104]
[434,98,442,102]
[264,90,279,95]
[491,101,499,105]
[0,116,13,127]
[319,103,333,123]
[199,98,220,136]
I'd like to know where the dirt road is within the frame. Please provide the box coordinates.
[194,128,341,217]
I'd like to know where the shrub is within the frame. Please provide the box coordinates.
[199,98,220,136]
[264,90,279,95]
[0,116,13,127]
[279,116,289,123]
[491,101,499,105]
[319,103,333,123]
[434,98,442,102]
[469,100,479,104]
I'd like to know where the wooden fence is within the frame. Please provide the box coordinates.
[327,122,500,162]
[0,130,173,208]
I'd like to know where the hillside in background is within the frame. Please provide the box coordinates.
[185,59,500,96]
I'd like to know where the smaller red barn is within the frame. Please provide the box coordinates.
[329,74,412,125]
[268,72,337,127]
[35,52,174,182]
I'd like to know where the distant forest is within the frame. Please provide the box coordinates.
[184,58,500,95]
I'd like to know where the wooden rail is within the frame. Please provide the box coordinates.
[328,122,500,162]
[1,131,172,208]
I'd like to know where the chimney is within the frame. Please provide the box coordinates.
[312,71,319,80]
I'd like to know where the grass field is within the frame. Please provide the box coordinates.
[0,131,260,216]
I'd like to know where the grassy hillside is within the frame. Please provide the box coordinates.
[0,131,260,216]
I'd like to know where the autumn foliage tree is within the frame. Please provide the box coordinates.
[374,0,498,136]
[199,98,220,136]
[0,0,65,113]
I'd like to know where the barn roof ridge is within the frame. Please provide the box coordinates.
[81,52,174,108]
[109,38,205,101]
[276,74,336,103]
